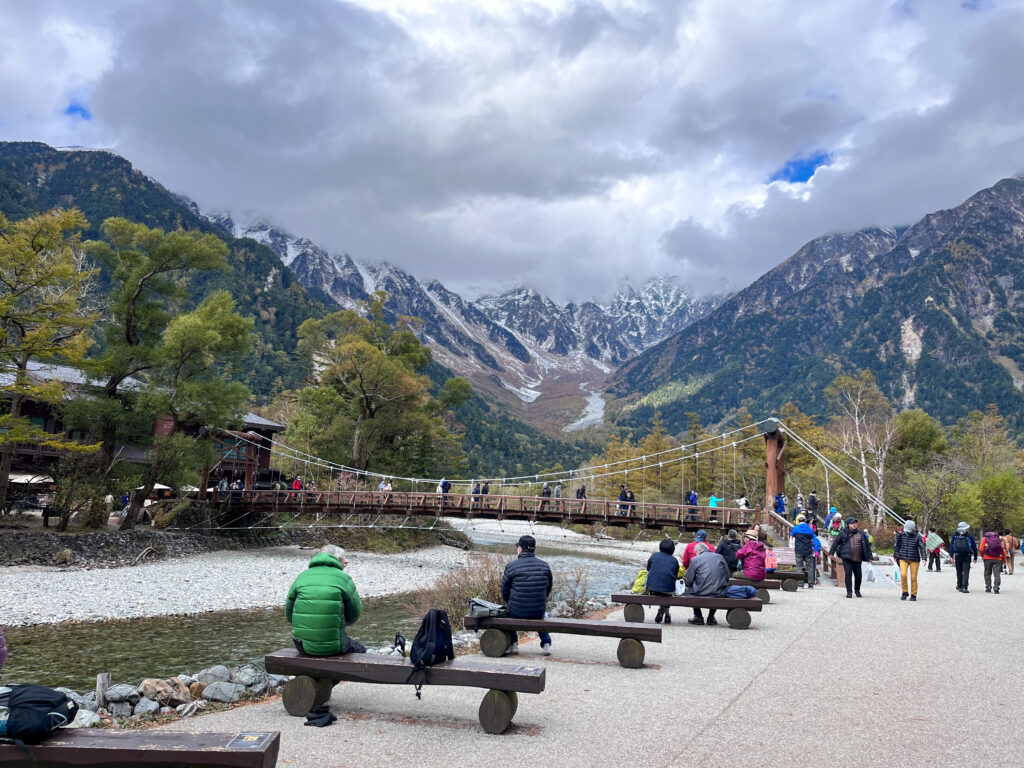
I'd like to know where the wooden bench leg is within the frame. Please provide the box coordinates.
[479,689,517,734]
[616,638,645,669]
[282,675,333,716]
[781,579,798,592]
[755,588,771,604]
[479,628,512,658]
[623,603,645,623]
[725,608,751,630]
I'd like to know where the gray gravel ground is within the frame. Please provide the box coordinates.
[159,566,1020,767]
[0,545,469,626]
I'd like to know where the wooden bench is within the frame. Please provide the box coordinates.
[463,615,661,668]
[728,578,783,603]
[265,647,545,734]
[0,730,280,768]
[770,570,806,589]
[611,592,764,629]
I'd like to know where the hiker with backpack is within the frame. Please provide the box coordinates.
[789,514,821,588]
[500,535,554,655]
[286,545,366,657]
[950,522,978,593]
[980,530,1006,594]
[717,529,742,572]
[1002,530,1019,575]
[893,520,927,601]
[646,539,682,624]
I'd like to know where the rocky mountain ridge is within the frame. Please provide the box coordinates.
[210,214,723,428]
[610,177,1024,434]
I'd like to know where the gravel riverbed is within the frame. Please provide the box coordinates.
[0,545,470,627]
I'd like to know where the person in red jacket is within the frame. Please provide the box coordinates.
[682,530,712,569]
[979,530,1007,594]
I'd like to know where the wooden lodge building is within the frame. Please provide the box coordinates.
[1,361,285,494]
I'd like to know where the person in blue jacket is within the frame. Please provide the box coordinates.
[950,522,978,593]
[789,514,821,588]
[646,538,681,624]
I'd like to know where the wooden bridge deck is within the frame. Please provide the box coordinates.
[215,490,762,531]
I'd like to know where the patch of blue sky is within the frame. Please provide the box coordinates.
[768,150,832,184]
[64,100,92,120]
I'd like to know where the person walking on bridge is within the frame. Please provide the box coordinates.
[501,535,554,655]
[894,520,926,601]
[950,522,978,593]
[829,517,873,598]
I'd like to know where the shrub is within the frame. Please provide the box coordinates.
[55,547,74,565]
[550,565,590,618]
[404,554,506,622]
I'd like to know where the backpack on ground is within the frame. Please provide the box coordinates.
[406,609,455,699]
[631,569,648,594]
[984,532,1003,558]
[953,534,971,555]
[468,598,509,619]
[0,684,78,747]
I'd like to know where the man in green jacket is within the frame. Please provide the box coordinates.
[286,545,365,655]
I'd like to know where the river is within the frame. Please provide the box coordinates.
[2,537,641,691]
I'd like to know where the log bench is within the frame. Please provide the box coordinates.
[0,729,280,768]
[728,578,782,603]
[769,570,806,588]
[265,647,545,734]
[611,592,764,629]
[463,615,661,668]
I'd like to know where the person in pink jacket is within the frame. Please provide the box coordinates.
[736,530,768,581]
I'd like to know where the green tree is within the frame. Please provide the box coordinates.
[0,209,98,508]
[121,291,252,529]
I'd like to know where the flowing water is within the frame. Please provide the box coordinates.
[1,538,641,692]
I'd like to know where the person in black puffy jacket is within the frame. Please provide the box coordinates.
[646,539,680,624]
[894,520,927,601]
[501,535,554,655]
[716,530,742,572]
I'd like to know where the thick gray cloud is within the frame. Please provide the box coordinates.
[2,0,1024,302]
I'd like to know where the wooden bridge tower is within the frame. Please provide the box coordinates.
[763,419,786,509]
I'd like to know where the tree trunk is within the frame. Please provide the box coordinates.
[121,470,158,531]
[352,413,365,470]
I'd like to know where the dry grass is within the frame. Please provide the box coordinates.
[404,554,506,622]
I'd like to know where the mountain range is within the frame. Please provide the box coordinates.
[209,215,722,430]
[610,176,1024,435]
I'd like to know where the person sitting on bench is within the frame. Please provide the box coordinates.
[286,544,366,657]
[501,535,554,655]
[646,538,681,624]
[736,529,768,581]
[683,544,731,626]
[716,529,742,573]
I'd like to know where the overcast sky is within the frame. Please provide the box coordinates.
[3,0,1024,301]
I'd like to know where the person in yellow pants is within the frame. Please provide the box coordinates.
[893,520,927,601]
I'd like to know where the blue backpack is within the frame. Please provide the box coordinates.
[407,609,455,699]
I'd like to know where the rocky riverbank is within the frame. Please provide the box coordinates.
[2,545,471,626]
[0,524,470,568]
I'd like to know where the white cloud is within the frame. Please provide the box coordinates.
[1,0,1023,301]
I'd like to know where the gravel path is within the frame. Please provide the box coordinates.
[0,545,469,626]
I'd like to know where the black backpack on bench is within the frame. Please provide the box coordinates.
[0,684,79,751]
[406,609,455,699]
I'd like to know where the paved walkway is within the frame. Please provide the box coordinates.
[159,566,1019,766]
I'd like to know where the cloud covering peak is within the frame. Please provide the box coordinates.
[3,0,1024,301]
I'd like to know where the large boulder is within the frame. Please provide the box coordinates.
[137,678,192,706]
[196,665,231,685]
[229,664,265,687]
[104,684,140,704]
[134,697,160,716]
[201,681,245,704]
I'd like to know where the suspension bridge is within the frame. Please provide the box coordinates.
[177,416,906,538]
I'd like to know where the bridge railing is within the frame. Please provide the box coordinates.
[217,488,758,529]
